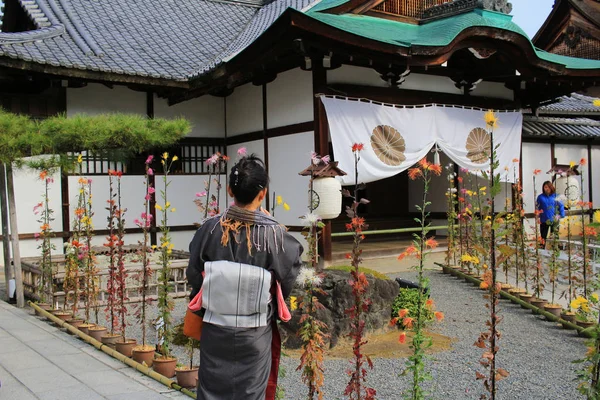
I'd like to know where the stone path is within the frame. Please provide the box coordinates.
[0,300,189,400]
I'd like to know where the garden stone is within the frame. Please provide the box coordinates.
[280,270,399,349]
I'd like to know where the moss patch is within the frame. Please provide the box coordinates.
[327,265,390,281]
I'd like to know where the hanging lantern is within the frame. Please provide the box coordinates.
[299,160,347,220]
[555,175,580,205]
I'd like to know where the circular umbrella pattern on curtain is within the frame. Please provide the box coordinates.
[465,127,491,164]
[370,125,406,166]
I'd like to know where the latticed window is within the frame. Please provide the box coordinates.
[373,0,452,17]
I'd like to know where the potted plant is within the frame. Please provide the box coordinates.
[132,155,156,366]
[152,152,178,378]
[175,337,200,388]
[572,295,597,329]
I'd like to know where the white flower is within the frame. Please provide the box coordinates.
[296,266,323,287]
[447,188,457,193]
[302,212,321,227]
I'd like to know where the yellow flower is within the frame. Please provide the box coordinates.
[283,202,290,211]
[172,155,179,162]
[155,204,163,211]
[594,99,600,107]
[162,152,169,160]
[168,243,175,250]
[461,254,473,263]
[593,210,600,224]
[165,202,171,208]
[276,195,283,205]
[592,293,599,302]
[479,187,486,192]
[151,245,157,249]
[484,110,498,129]
[290,296,298,311]
[171,208,176,213]
[77,154,83,164]
[570,161,576,169]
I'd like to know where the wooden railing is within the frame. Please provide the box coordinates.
[20,248,192,308]
[373,0,452,18]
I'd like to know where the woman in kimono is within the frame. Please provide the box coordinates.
[186,154,303,400]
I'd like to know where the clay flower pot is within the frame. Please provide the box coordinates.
[175,366,199,388]
[507,288,525,304]
[560,311,577,329]
[576,319,596,329]
[78,323,94,335]
[530,298,548,314]
[100,333,122,349]
[115,339,138,358]
[543,303,562,319]
[153,356,177,378]
[88,325,108,341]
[518,293,534,308]
[34,302,53,316]
[66,318,85,334]
[132,345,155,367]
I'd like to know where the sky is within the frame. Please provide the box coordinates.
[509,0,555,39]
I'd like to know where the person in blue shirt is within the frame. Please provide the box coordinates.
[536,180,565,248]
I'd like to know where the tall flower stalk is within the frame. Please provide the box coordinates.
[34,170,55,305]
[532,170,544,299]
[474,110,509,399]
[115,172,128,340]
[396,158,444,400]
[297,151,329,400]
[577,158,591,298]
[343,143,376,400]
[445,165,458,267]
[104,170,120,334]
[134,155,155,347]
[156,152,178,358]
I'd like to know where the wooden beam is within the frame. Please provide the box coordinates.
[226,121,314,145]
[0,164,12,301]
[6,164,24,308]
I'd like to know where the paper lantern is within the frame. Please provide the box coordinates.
[555,176,580,205]
[311,177,342,220]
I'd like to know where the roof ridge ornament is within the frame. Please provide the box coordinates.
[480,0,513,14]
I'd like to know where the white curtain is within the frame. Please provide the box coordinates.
[321,97,523,185]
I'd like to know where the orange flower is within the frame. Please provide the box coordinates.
[512,158,519,163]
[533,169,541,175]
[345,253,352,259]
[434,311,444,322]
[418,158,430,170]
[457,176,463,183]
[430,164,442,176]
[425,298,434,310]
[39,170,48,180]
[480,281,489,290]
[399,332,407,344]
[398,244,418,261]
[402,317,414,329]
[352,143,364,152]
[398,308,409,318]
[345,223,353,231]
[580,158,587,166]
[425,237,438,249]
[408,168,421,180]
[585,227,597,237]
[351,217,366,228]
[40,223,50,231]
[74,208,85,217]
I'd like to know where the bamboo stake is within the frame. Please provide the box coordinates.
[7,164,24,308]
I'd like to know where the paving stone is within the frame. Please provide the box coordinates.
[79,346,128,370]
[0,364,39,400]
[47,352,114,374]
[0,348,54,371]
[7,328,56,343]
[36,383,105,400]
[108,390,171,400]
[26,338,83,357]
[11,366,80,393]
[75,370,149,396]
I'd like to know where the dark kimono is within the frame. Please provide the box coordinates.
[186,208,303,400]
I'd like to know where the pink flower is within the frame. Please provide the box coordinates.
[145,194,151,201]
[46,178,54,184]
[147,168,154,176]
[148,187,155,195]
[321,155,330,165]
[237,147,247,157]
[87,179,92,184]
[196,191,207,198]
[133,218,141,226]
[146,155,154,165]
[34,232,40,239]
[206,154,219,165]
[460,168,469,173]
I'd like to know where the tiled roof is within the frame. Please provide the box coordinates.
[537,93,600,115]
[522,116,600,139]
[0,0,314,81]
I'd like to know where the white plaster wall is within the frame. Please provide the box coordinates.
[267,68,313,128]
[327,65,513,100]
[154,94,224,138]
[225,83,263,136]
[592,146,600,208]
[522,142,553,214]
[288,231,310,262]
[227,140,265,166]
[267,132,314,227]
[67,84,146,116]
[554,144,591,203]
[170,231,196,253]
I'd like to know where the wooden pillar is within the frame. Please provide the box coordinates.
[262,84,270,212]
[0,163,12,301]
[147,92,157,247]
[61,168,70,244]
[312,60,332,265]
[6,164,24,308]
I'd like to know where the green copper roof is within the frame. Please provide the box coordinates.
[303,7,600,70]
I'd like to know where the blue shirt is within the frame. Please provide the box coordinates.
[536,193,565,224]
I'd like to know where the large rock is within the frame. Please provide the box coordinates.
[279,269,399,349]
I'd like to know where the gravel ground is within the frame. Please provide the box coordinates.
[93,267,589,400]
